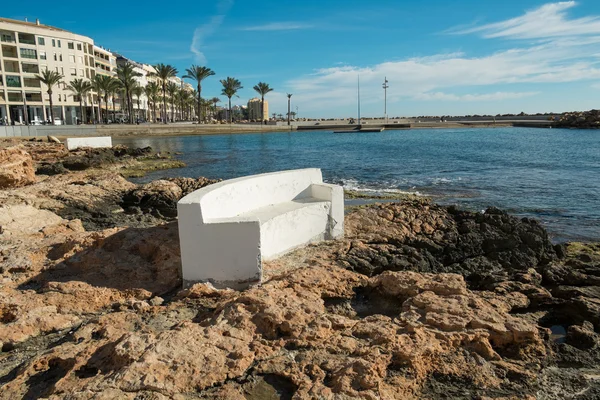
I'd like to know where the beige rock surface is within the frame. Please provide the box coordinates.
[0,167,599,399]
[0,146,35,189]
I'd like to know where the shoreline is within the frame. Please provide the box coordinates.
[1,120,558,141]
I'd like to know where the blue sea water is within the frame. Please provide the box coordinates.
[114,127,600,243]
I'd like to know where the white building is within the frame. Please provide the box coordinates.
[0,17,97,124]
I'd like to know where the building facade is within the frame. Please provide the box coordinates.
[247,97,268,121]
[0,17,97,125]
[0,17,201,125]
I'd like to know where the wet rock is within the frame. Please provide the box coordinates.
[567,321,599,350]
[340,201,558,289]
[36,162,67,176]
[121,177,220,218]
[0,146,35,189]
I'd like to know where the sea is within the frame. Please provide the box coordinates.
[114,127,600,243]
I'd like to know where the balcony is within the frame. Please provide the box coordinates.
[25,92,43,102]
[3,60,19,73]
[7,92,23,102]
[24,78,41,88]
[95,56,111,66]
[0,32,16,43]
[19,48,37,59]
[18,33,36,45]
[2,44,18,58]
[21,63,40,74]
[6,75,21,88]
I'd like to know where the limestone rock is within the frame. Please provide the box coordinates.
[0,146,35,188]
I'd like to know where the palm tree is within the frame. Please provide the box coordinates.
[91,75,105,123]
[145,81,161,123]
[176,89,190,121]
[131,84,144,122]
[65,78,92,124]
[93,75,120,124]
[183,65,215,123]
[117,62,142,123]
[35,69,64,124]
[166,81,179,122]
[152,64,178,124]
[107,78,122,123]
[220,77,243,124]
[253,82,273,125]
[210,97,220,120]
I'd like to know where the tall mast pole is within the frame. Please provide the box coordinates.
[358,75,361,125]
[382,76,389,124]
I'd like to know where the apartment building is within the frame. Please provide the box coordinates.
[247,97,269,121]
[0,17,96,124]
[115,54,153,121]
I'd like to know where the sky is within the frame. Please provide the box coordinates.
[5,0,600,117]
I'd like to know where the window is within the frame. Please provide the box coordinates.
[38,37,45,45]
[69,55,75,63]
[53,53,57,61]
[19,48,37,59]
[68,42,74,50]
[6,75,21,88]
[77,43,82,51]
[79,68,84,77]
[70,68,76,76]
[1,34,14,42]
[61,67,64,74]
[52,39,55,47]
[57,40,61,47]
[39,51,47,60]
[78,56,83,64]
[21,63,39,74]
[59,54,63,62]
[25,92,42,102]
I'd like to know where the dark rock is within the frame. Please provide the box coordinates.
[36,163,67,176]
[567,321,599,350]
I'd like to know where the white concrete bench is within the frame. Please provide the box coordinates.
[65,137,112,151]
[177,168,344,289]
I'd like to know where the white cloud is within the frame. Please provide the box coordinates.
[239,22,313,31]
[284,37,600,115]
[450,1,600,39]
[190,0,234,64]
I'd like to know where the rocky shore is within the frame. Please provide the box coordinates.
[1,142,599,399]
[554,109,600,129]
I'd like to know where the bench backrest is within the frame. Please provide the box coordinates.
[178,168,324,221]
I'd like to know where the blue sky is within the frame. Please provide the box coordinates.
[5,1,600,117]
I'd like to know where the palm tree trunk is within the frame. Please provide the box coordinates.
[48,90,55,124]
[112,95,116,122]
[79,98,83,124]
[228,97,232,124]
[162,84,167,124]
[98,97,102,124]
[197,83,201,123]
[261,96,265,125]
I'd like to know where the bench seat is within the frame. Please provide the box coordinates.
[236,199,332,260]
[177,168,344,289]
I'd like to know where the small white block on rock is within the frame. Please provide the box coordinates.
[65,137,112,151]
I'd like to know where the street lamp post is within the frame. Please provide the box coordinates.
[382,77,389,124]
[287,93,292,126]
